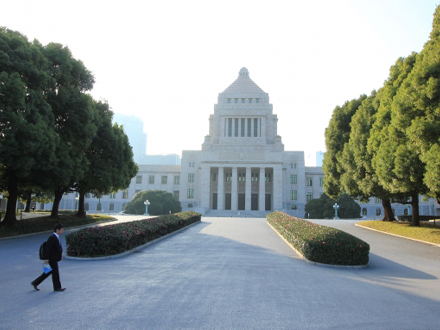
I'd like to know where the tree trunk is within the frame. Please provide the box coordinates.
[24,192,32,212]
[50,190,63,218]
[382,199,395,221]
[76,192,86,217]
[411,193,420,227]
[1,175,19,227]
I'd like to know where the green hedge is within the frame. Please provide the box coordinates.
[66,211,201,257]
[268,211,369,266]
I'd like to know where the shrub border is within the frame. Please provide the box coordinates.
[268,222,368,268]
[64,220,201,261]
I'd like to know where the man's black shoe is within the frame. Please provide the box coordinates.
[54,288,66,292]
[31,282,39,291]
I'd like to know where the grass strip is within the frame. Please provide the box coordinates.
[0,214,115,238]
[357,221,440,245]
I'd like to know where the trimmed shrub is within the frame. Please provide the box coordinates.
[66,211,201,257]
[268,211,369,266]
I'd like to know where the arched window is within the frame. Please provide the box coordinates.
[404,208,408,215]
[376,208,381,216]
[85,203,89,211]
[109,203,114,211]
[362,208,367,216]
[188,203,193,208]
[291,205,297,210]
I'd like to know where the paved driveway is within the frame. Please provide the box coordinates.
[0,217,439,329]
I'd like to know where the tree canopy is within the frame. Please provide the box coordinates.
[305,193,361,219]
[0,28,137,226]
[125,190,182,216]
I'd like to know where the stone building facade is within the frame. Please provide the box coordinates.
[35,68,439,219]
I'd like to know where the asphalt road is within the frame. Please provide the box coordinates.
[0,217,439,330]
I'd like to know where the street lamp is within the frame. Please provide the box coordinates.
[144,200,150,216]
[333,203,340,219]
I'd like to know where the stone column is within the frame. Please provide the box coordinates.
[200,164,211,209]
[231,167,238,211]
[273,165,283,210]
[218,167,224,210]
[259,167,265,211]
[245,167,252,211]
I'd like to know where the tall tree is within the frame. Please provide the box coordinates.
[75,100,138,216]
[0,28,58,226]
[323,95,366,199]
[40,43,97,218]
[401,6,440,205]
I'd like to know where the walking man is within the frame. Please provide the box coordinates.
[31,223,66,292]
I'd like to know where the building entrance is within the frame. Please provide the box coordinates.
[251,194,258,210]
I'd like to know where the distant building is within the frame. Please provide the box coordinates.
[145,154,181,165]
[39,68,440,219]
[316,151,325,167]
[112,113,147,165]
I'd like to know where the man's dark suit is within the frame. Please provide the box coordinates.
[32,233,63,290]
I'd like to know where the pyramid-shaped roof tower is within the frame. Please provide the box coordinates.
[221,67,266,94]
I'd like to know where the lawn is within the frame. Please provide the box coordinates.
[0,214,115,238]
[357,221,440,245]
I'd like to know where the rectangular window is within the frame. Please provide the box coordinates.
[265,173,271,182]
[251,173,258,182]
[148,175,154,184]
[241,118,245,137]
[247,118,252,137]
[234,98,238,103]
[109,192,116,199]
[227,98,231,103]
[161,176,167,184]
[235,118,239,137]
[306,192,313,202]
[225,172,232,182]
[123,190,129,199]
[306,177,313,186]
[290,190,297,200]
[290,175,297,184]
[187,189,194,198]
[136,175,142,184]
[241,98,245,103]
[238,173,245,182]
[173,190,180,200]
[320,177,324,186]
[249,98,252,103]
[188,173,195,183]
[375,197,381,203]
[254,118,258,137]
[174,176,180,185]
[256,98,260,103]
[228,118,232,137]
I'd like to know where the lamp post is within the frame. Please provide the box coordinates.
[333,203,340,219]
[144,200,150,216]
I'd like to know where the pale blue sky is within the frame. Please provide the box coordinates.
[2,0,439,165]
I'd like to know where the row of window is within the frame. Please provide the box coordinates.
[290,191,314,202]
[136,175,181,185]
[225,118,261,137]
[214,173,272,182]
[227,98,260,104]
[289,176,324,186]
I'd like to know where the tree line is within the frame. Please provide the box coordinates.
[0,28,138,226]
[323,6,440,226]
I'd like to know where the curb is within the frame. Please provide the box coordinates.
[64,220,201,261]
[355,223,440,248]
[267,222,368,269]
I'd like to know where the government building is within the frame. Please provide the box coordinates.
[33,68,439,219]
